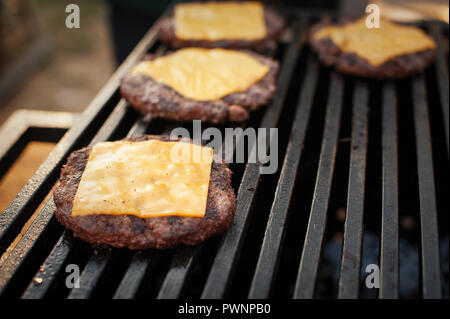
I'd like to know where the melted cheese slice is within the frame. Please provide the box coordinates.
[174,2,266,41]
[131,48,270,101]
[72,140,214,218]
[314,18,436,67]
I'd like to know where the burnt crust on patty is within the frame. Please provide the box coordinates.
[158,6,285,53]
[309,21,436,79]
[120,51,279,123]
[53,135,236,250]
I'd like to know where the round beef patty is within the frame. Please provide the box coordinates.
[158,6,285,53]
[120,51,279,123]
[53,135,236,250]
[309,21,436,79]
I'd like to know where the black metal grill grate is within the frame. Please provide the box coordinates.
[0,4,448,299]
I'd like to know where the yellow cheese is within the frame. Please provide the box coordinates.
[174,2,266,41]
[314,18,436,67]
[131,48,270,101]
[72,140,214,218]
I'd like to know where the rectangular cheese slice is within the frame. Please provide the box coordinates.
[72,140,214,218]
[174,2,266,41]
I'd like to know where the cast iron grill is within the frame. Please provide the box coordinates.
[0,2,448,299]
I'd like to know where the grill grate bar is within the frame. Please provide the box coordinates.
[412,76,442,299]
[0,200,60,296]
[247,56,318,298]
[113,250,154,299]
[293,73,344,299]
[379,82,399,299]
[89,100,132,145]
[157,246,201,299]
[67,249,112,299]
[126,118,151,138]
[337,82,369,299]
[200,20,306,299]
[201,164,260,298]
[21,230,74,299]
[429,23,449,154]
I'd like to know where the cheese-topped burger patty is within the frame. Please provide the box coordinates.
[53,135,236,249]
[120,48,279,123]
[158,2,285,53]
[310,18,436,78]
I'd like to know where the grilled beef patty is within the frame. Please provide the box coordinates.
[53,135,236,250]
[309,21,436,79]
[120,51,279,123]
[158,6,285,53]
